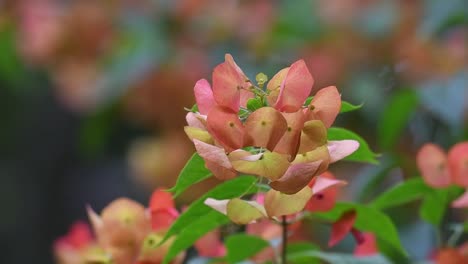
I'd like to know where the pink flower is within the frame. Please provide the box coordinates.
[416,142,468,208]
[185,54,359,194]
[54,221,95,264]
[328,210,379,257]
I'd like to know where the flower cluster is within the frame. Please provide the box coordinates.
[417,142,468,208]
[54,190,190,264]
[184,54,359,224]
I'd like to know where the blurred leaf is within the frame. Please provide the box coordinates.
[357,155,397,202]
[313,203,408,261]
[419,187,463,226]
[163,210,229,264]
[289,251,392,264]
[287,242,321,264]
[328,127,379,164]
[168,153,212,197]
[340,101,363,113]
[370,178,432,209]
[225,234,269,263]
[377,89,418,150]
[162,176,258,263]
[80,103,119,156]
[0,23,27,88]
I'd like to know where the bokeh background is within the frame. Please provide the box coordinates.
[0,0,467,263]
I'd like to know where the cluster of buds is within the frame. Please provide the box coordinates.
[184,54,359,222]
[54,190,187,264]
[417,142,468,208]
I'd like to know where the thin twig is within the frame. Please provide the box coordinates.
[281,216,288,264]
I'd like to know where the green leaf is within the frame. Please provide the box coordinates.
[313,203,408,261]
[377,89,418,150]
[162,176,259,263]
[304,96,314,106]
[357,155,397,202]
[168,153,212,197]
[225,234,269,263]
[246,98,264,111]
[163,211,229,264]
[340,101,363,113]
[287,242,321,264]
[419,187,463,226]
[327,127,379,164]
[370,178,432,209]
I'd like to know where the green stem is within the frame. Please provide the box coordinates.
[281,216,288,264]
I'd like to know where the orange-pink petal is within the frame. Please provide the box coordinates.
[447,142,468,187]
[244,107,288,150]
[269,160,323,194]
[416,143,451,188]
[327,140,360,163]
[212,54,250,112]
[452,189,468,208]
[274,60,314,113]
[306,172,346,212]
[307,86,341,128]
[206,106,245,151]
[297,120,328,154]
[194,79,215,115]
[193,139,237,180]
[354,232,379,257]
[149,189,175,213]
[194,229,226,257]
[329,210,357,247]
[273,110,306,160]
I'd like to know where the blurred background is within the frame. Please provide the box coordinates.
[0,0,467,263]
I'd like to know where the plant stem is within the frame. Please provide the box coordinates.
[281,215,288,264]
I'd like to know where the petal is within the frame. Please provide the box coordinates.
[274,60,314,112]
[194,79,215,115]
[308,86,341,128]
[204,198,229,215]
[86,205,103,233]
[227,198,267,224]
[264,187,313,217]
[273,110,306,159]
[292,145,330,175]
[297,120,328,154]
[230,150,290,181]
[269,160,323,194]
[224,54,254,108]
[447,142,468,187]
[310,174,347,194]
[452,189,468,208]
[212,54,249,112]
[195,229,226,257]
[329,210,357,247]
[185,112,207,129]
[150,207,179,231]
[206,106,245,151]
[244,107,288,150]
[193,140,237,180]
[266,67,289,106]
[416,143,451,188]
[306,172,345,212]
[327,140,360,163]
[184,126,213,144]
[149,189,175,213]
[354,233,379,257]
